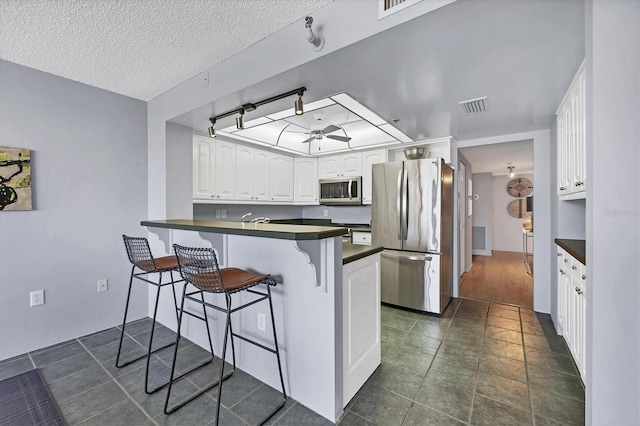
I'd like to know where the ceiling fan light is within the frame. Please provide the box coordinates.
[295,95,304,116]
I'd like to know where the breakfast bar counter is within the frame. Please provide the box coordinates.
[142,219,380,423]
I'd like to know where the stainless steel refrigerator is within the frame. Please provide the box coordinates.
[372,158,454,314]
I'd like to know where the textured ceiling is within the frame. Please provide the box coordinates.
[0,0,331,101]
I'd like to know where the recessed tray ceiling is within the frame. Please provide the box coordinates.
[218,93,412,156]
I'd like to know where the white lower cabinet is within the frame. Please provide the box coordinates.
[556,246,587,381]
[343,253,381,407]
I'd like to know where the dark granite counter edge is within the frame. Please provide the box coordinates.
[142,220,346,241]
[343,244,383,265]
[555,239,586,265]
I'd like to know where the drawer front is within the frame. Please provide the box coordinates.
[352,232,372,245]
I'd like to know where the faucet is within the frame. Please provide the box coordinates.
[241,212,252,223]
[250,216,271,224]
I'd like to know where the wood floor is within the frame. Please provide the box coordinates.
[459,251,533,308]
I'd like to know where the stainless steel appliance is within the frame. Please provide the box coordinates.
[372,158,454,314]
[319,177,362,205]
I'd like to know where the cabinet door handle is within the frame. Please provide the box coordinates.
[572,265,577,270]
[560,269,565,275]
[575,287,583,295]
[564,259,568,263]
[557,253,563,257]
[575,181,583,186]
[560,186,566,191]
[582,275,586,280]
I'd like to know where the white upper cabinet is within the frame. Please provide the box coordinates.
[557,61,586,199]
[193,135,215,199]
[214,140,236,200]
[362,149,387,204]
[235,145,270,201]
[294,157,319,204]
[269,152,294,202]
[320,152,363,178]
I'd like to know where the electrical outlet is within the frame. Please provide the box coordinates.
[30,290,44,307]
[220,209,227,218]
[257,312,266,331]
[323,209,328,217]
[97,279,108,292]
[215,210,221,219]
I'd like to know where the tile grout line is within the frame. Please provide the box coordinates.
[465,303,489,425]
[76,338,159,426]
[26,352,37,369]
[521,308,537,426]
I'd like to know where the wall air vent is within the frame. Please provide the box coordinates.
[459,96,489,114]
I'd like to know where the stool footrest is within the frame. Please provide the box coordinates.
[164,369,235,414]
[115,339,175,368]
[231,333,277,354]
[146,354,214,395]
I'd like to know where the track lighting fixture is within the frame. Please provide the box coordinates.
[305,16,324,51]
[208,118,216,138]
[207,87,306,134]
[295,91,304,116]
[508,163,515,177]
[236,110,244,130]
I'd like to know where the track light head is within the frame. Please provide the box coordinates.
[295,93,304,116]
[236,110,244,130]
[208,118,216,138]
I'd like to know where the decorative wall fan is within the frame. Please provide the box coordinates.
[283,113,351,144]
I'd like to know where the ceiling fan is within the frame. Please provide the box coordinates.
[284,113,352,144]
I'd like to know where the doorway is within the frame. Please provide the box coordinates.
[457,140,534,308]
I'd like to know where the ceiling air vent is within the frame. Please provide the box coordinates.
[459,96,489,114]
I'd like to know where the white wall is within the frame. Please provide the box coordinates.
[492,174,533,253]
[471,173,493,256]
[586,0,640,423]
[0,60,148,360]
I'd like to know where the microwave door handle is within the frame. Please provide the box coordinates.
[348,179,352,200]
[396,171,402,240]
[402,170,409,240]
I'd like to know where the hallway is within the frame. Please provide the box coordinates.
[459,251,533,308]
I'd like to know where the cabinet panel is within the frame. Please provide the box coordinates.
[235,145,253,201]
[215,140,236,200]
[342,153,363,177]
[269,153,293,202]
[320,156,341,178]
[193,136,215,199]
[253,149,270,201]
[294,158,318,204]
[362,149,387,204]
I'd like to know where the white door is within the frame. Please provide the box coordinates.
[253,149,270,201]
[294,157,318,203]
[235,145,253,201]
[193,136,215,199]
[458,162,466,277]
[362,149,387,204]
[341,152,363,177]
[214,140,236,200]
[269,153,294,202]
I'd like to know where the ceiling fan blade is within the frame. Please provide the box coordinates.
[301,136,315,143]
[322,125,340,134]
[326,135,351,142]
[283,130,310,134]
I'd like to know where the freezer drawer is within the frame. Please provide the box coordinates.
[380,250,442,313]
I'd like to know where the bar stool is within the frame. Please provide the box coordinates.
[118,235,214,394]
[164,244,287,426]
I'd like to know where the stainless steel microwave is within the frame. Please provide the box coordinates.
[319,177,362,205]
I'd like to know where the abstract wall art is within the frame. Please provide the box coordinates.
[0,147,32,211]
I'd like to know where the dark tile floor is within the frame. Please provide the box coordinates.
[0,298,585,425]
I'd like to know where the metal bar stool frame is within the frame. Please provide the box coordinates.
[118,235,215,395]
[164,244,287,426]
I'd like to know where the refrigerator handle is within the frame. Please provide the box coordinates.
[402,169,409,240]
[396,170,402,240]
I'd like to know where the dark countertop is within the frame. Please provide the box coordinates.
[343,242,383,265]
[555,239,586,265]
[142,219,347,241]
